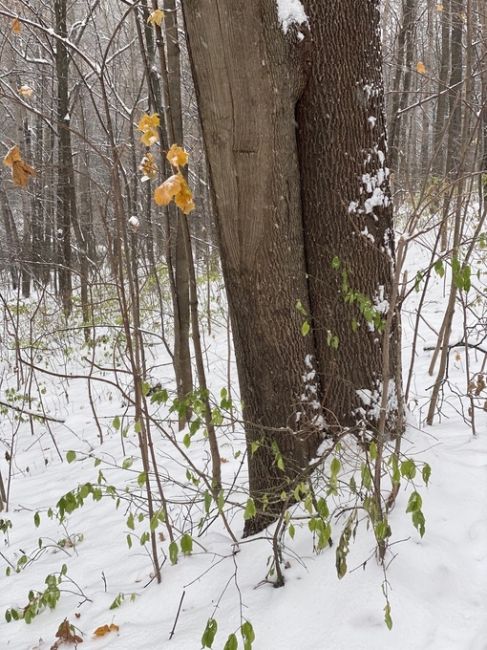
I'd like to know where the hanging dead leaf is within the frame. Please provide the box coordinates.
[166,144,189,169]
[154,173,183,206]
[18,85,34,98]
[3,145,36,187]
[137,113,160,147]
[154,173,195,214]
[138,112,160,132]
[13,160,35,187]
[3,144,22,167]
[139,152,158,180]
[436,3,444,11]
[12,18,21,34]
[93,623,119,638]
[174,178,195,215]
[147,9,165,26]
[416,61,426,75]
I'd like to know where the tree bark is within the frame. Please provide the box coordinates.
[55,0,73,316]
[183,2,320,534]
[183,0,401,535]
[298,0,401,433]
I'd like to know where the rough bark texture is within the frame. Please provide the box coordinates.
[183,1,320,534]
[183,0,401,534]
[298,0,401,433]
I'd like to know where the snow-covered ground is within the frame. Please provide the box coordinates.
[0,235,486,650]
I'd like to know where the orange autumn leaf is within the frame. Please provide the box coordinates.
[137,113,160,147]
[154,173,195,215]
[154,173,183,206]
[166,144,189,169]
[3,144,22,167]
[139,152,158,180]
[174,179,195,215]
[416,61,426,75]
[147,9,165,26]
[12,18,21,34]
[138,113,160,132]
[93,623,119,638]
[3,145,35,187]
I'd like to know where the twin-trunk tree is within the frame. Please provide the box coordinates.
[183,0,402,534]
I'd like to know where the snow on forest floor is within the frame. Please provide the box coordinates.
[0,235,486,650]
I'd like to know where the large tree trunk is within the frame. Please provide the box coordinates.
[183,2,320,534]
[183,0,401,535]
[298,0,401,433]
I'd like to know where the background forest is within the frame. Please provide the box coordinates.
[0,1,486,649]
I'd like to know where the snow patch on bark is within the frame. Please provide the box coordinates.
[276,0,308,34]
[355,382,398,423]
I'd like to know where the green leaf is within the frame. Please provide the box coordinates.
[412,510,426,537]
[331,256,341,270]
[66,450,76,464]
[137,471,147,488]
[406,491,422,514]
[224,633,238,650]
[243,498,256,521]
[422,463,431,486]
[434,259,445,278]
[183,433,191,448]
[330,457,341,477]
[217,490,225,513]
[288,523,295,539]
[390,453,401,486]
[122,457,133,470]
[169,541,178,565]
[375,519,391,541]
[34,512,40,528]
[301,321,310,337]
[180,533,193,556]
[151,388,168,404]
[127,513,135,531]
[400,459,416,480]
[201,618,218,648]
[150,515,159,532]
[316,497,329,519]
[369,441,377,461]
[204,490,212,514]
[126,534,132,549]
[140,531,150,545]
[384,603,393,630]
[295,299,306,316]
[112,415,121,430]
[241,621,255,650]
[250,441,260,456]
[109,593,124,610]
[134,419,142,434]
[463,265,471,292]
